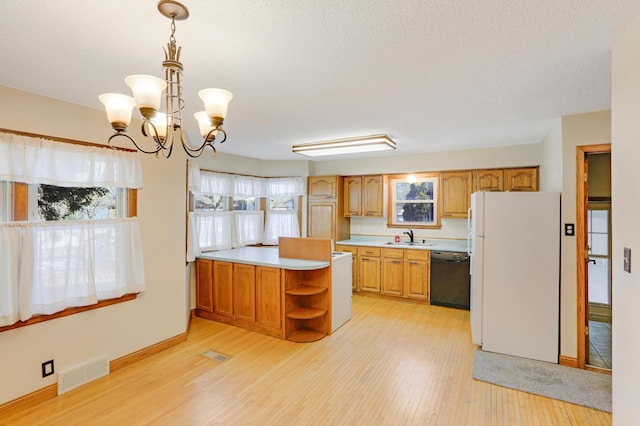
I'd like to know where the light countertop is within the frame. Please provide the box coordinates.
[336,236,468,253]
[198,246,331,270]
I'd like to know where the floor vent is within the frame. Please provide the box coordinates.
[58,355,110,395]
[202,350,230,362]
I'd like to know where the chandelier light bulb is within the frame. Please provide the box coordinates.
[124,74,167,112]
[198,88,233,120]
[98,93,136,131]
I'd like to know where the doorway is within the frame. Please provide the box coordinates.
[576,145,612,372]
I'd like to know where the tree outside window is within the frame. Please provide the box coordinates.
[388,174,439,228]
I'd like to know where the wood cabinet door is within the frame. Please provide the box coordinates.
[308,202,336,240]
[233,263,256,323]
[195,259,213,312]
[405,259,429,300]
[363,175,384,217]
[473,169,504,192]
[360,256,381,292]
[382,257,404,296]
[441,171,472,218]
[344,176,362,217]
[335,245,358,290]
[308,176,338,199]
[505,167,538,191]
[213,261,234,318]
[256,266,282,330]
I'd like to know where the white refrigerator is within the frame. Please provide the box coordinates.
[469,191,560,363]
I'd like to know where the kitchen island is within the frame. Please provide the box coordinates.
[195,239,337,342]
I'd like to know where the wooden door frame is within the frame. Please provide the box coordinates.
[576,143,611,369]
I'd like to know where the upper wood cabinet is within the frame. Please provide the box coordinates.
[344,175,384,217]
[344,176,362,216]
[308,176,339,199]
[505,167,539,192]
[473,169,504,192]
[440,171,472,218]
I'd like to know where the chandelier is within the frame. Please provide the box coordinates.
[99,0,232,158]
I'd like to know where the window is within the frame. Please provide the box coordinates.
[0,131,144,330]
[233,196,257,211]
[388,174,439,228]
[186,167,305,259]
[269,195,296,211]
[194,193,227,211]
[588,206,611,306]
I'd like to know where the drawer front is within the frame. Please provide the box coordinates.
[405,249,430,261]
[358,246,381,257]
[382,248,404,259]
[335,245,358,255]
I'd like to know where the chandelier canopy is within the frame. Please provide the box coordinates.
[99,0,232,158]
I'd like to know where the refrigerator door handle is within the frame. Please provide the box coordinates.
[467,207,472,231]
[467,232,472,256]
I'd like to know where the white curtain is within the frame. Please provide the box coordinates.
[263,211,300,245]
[0,219,145,326]
[192,211,235,252]
[235,211,264,247]
[266,177,306,196]
[235,175,266,197]
[0,133,143,188]
[187,160,201,193]
[199,171,235,196]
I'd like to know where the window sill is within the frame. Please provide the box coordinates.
[0,293,138,333]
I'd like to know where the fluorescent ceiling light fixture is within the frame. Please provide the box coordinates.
[292,134,396,157]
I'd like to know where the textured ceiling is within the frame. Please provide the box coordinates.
[1,1,639,160]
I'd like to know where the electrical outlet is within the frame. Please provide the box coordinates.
[564,223,575,236]
[42,360,54,378]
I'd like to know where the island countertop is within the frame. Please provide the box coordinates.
[198,246,331,270]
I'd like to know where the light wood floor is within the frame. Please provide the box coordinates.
[1,295,612,425]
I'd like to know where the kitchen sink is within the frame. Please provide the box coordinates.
[385,241,435,247]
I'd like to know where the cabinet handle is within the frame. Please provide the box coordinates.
[392,260,401,264]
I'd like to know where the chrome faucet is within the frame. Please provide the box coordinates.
[404,229,414,243]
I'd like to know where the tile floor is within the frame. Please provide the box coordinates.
[588,320,612,369]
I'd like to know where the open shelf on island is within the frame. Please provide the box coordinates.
[286,328,327,343]
[286,307,327,320]
[285,285,328,296]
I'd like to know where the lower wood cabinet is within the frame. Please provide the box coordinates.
[214,261,233,318]
[381,248,404,297]
[233,263,256,323]
[336,245,430,301]
[195,258,331,342]
[404,250,430,300]
[382,248,429,300]
[359,247,381,292]
[195,258,214,312]
[256,266,282,330]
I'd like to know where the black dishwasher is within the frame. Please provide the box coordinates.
[430,251,470,310]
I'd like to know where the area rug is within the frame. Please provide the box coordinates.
[473,349,611,413]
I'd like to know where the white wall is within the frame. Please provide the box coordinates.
[611,15,640,423]
[558,110,611,359]
[0,86,188,404]
[539,118,563,192]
